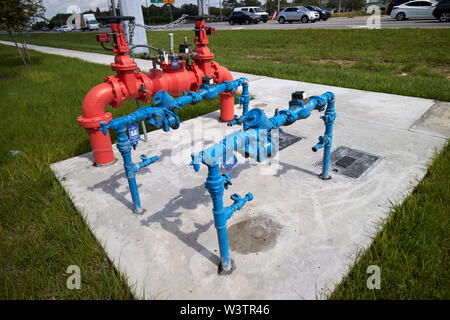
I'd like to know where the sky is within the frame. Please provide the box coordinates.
[43,0,235,19]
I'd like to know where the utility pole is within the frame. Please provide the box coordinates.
[277,0,280,13]
[145,0,150,24]
[197,0,203,16]
[338,0,342,13]
[220,0,223,20]
[111,0,117,16]
[168,4,173,21]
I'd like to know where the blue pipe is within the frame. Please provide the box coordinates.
[204,163,253,274]
[98,77,250,214]
[192,91,336,273]
[237,80,250,115]
[116,128,158,214]
[190,128,277,172]
[312,93,336,179]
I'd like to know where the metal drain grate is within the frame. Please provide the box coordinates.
[319,146,381,179]
[274,131,303,151]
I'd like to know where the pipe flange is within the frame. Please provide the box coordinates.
[135,72,152,102]
[104,76,123,108]
[77,112,113,129]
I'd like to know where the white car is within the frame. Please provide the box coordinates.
[59,25,72,32]
[233,7,269,22]
[391,0,437,20]
[277,6,320,24]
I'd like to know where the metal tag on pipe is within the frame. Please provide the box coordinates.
[128,123,141,144]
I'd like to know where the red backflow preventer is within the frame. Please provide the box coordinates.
[77,17,235,165]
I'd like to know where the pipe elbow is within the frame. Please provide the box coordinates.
[216,65,233,83]
[78,83,115,129]
[82,83,115,119]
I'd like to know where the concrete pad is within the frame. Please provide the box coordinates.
[409,101,450,139]
[51,75,447,300]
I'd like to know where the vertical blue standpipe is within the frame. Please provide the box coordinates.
[116,128,143,214]
[241,80,250,115]
[203,163,253,274]
[321,98,336,179]
[205,164,231,272]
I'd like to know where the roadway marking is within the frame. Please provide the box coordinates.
[347,25,370,28]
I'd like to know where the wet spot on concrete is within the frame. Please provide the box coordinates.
[228,216,282,254]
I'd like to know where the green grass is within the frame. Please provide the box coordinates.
[0,28,449,299]
[330,144,449,300]
[1,29,449,101]
[332,11,372,18]
[0,45,222,299]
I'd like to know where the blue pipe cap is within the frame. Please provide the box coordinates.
[190,153,201,172]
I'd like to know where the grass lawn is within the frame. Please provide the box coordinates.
[1,29,449,101]
[0,28,448,299]
[330,143,449,299]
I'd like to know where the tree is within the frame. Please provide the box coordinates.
[223,0,239,9]
[0,0,46,65]
[241,0,262,6]
[327,0,341,11]
[343,0,365,11]
[264,0,289,14]
[180,3,198,17]
[291,0,321,7]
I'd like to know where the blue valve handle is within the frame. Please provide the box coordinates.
[222,173,232,189]
[138,154,159,170]
[99,121,109,136]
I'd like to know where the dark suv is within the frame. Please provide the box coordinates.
[386,0,410,14]
[229,11,260,25]
[433,0,450,21]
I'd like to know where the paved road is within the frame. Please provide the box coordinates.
[9,16,448,36]
[154,16,449,31]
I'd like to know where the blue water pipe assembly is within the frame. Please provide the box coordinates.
[190,90,336,273]
[99,75,336,274]
[99,77,250,214]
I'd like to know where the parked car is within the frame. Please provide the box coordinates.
[228,11,260,25]
[42,26,49,31]
[304,5,331,20]
[386,0,411,14]
[391,0,437,20]
[433,0,450,21]
[277,6,320,24]
[233,6,269,22]
[53,26,60,31]
[59,25,72,32]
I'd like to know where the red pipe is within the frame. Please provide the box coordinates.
[78,19,235,165]
[77,83,115,165]
[215,64,235,122]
